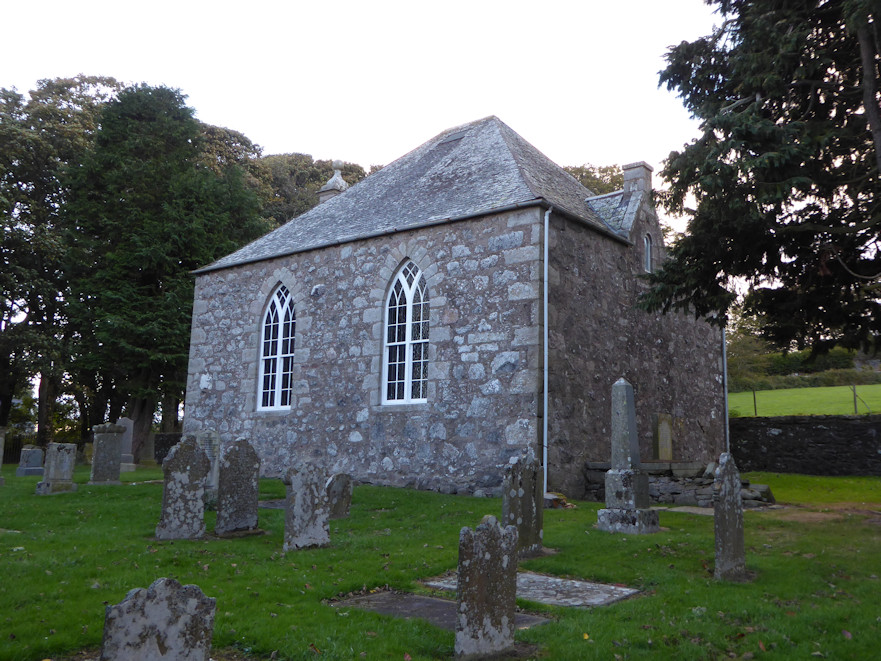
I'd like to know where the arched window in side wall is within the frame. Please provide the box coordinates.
[258,285,296,410]
[644,233,653,273]
[383,260,429,404]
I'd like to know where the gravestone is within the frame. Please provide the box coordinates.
[653,413,674,461]
[195,430,221,503]
[16,445,44,477]
[502,448,543,557]
[714,452,748,581]
[283,464,330,551]
[116,417,136,472]
[326,473,353,519]
[216,438,260,535]
[155,437,210,540]
[455,515,518,659]
[100,577,216,661]
[597,378,659,534]
[90,424,125,485]
[36,443,78,494]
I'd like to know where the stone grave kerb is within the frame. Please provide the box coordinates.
[501,447,543,558]
[455,515,518,659]
[155,437,210,540]
[215,437,261,535]
[714,452,749,581]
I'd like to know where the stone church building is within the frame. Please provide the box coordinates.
[183,116,725,498]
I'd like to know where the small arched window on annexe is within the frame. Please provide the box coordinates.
[383,260,429,404]
[643,233,653,273]
[258,285,296,410]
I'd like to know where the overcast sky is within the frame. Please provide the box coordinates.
[6,0,719,178]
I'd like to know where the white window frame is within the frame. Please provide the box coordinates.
[643,233,653,273]
[257,285,296,410]
[382,261,429,404]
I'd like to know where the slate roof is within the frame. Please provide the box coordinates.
[197,116,629,274]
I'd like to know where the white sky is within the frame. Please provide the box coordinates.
[5,0,719,179]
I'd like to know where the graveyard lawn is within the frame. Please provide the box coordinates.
[1,467,880,660]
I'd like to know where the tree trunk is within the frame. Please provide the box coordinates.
[36,371,58,446]
[160,395,181,433]
[127,396,155,463]
[857,23,881,173]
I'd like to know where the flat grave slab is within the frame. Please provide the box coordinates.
[425,571,639,608]
[333,591,548,631]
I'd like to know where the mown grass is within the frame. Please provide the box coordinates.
[728,383,881,417]
[1,466,880,660]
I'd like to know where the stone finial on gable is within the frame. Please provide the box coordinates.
[622,161,653,193]
[318,160,349,204]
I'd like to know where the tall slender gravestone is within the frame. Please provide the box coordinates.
[326,473,353,519]
[502,448,543,557]
[455,515,518,659]
[101,577,216,661]
[714,452,749,581]
[16,445,44,477]
[215,438,260,535]
[36,443,78,494]
[90,424,125,485]
[155,437,210,540]
[283,465,330,551]
[597,378,659,534]
[116,417,136,472]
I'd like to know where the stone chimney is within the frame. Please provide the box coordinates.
[318,160,349,203]
[622,161,653,193]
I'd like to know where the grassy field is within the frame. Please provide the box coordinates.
[1,466,880,660]
[728,383,881,417]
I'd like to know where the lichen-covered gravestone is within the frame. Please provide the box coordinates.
[215,438,260,535]
[100,577,216,661]
[16,445,44,477]
[155,437,210,540]
[35,443,78,494]
[714,452,749,581]
[90,424,125,485]
[597,378,659,534]
[326,473,353,519]
[502,448,543,557]
[283,465,330,551]
[456,515,518,659]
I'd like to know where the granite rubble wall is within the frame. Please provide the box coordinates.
[730,415,881,475]
[184,208,543,493]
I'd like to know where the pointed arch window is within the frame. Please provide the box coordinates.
[643,233,653,273]
[258,285,296,410]
[383,261,429,404]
